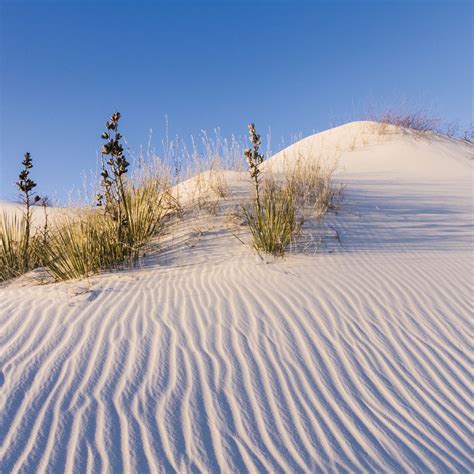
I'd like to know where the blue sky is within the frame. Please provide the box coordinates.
[0,0,472,202]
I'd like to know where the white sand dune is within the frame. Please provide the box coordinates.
[0,122,472,473]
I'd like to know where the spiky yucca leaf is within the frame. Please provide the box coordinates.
[0,213,29,281]
[38,213,125,281]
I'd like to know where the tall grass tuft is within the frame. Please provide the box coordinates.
[285,156,343,218]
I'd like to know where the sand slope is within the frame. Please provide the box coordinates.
[0,123,472,473]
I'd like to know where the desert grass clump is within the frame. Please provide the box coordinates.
[242,123,300,256]
[124,164,173,250]
[285,156,343,218]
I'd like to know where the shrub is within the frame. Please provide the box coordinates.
[366,105,473,143]
[463,127,473,144]
[376,110,441,133]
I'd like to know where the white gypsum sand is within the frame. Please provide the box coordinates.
[0,122,472,472]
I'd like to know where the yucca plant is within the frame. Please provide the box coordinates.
[242,123,300,256]
[38,119,172,281]
[96,111,131,247]
[95,112,171,264]
[0,152,44,280]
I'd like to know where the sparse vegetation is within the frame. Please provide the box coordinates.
[39,174,172,281]
[0,113,344,281]
[9,104,469,280]
[0,113,175,283]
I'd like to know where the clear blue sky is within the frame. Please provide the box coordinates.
[0,0,472,202]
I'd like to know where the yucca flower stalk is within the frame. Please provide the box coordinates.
[244,123,264,213]
[96,111,131,246]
